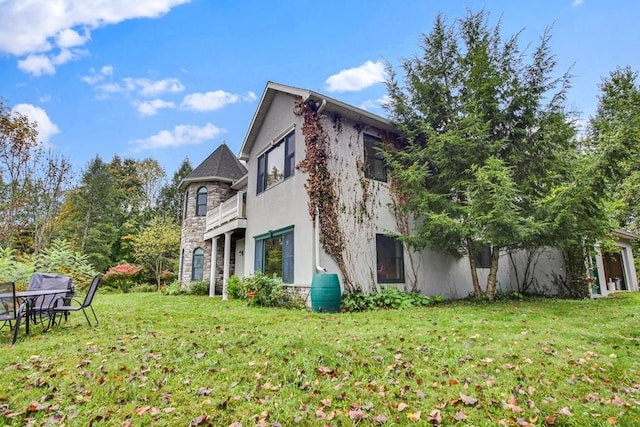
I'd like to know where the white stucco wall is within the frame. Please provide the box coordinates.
[240,90,579,299]
[243,92,316,286]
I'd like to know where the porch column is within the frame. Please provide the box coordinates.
[209,236,218,297]
[222,231,232,300]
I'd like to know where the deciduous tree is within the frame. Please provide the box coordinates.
[132,215,180,289]
[0,98,38,247]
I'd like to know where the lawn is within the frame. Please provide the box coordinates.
[1,292,639,426]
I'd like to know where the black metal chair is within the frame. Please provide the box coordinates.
[0,282,28,345]
[27,272,74,328]
[50,275,102,327]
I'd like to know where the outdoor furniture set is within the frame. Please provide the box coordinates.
[0,273,101,345]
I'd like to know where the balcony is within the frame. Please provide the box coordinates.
[204,192,247,238]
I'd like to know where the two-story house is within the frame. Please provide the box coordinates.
[179,82,638,299]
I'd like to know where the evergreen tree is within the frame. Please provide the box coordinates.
[384,10,577,301]
[59,156,118,272]
[589,66,640,232]
[157,158,192,223]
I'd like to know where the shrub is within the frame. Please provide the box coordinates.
[162,279,184,296]
[229,273,290,307]
[341,287,442,312]
[187,280,209,296]
[227,275,242,299]
[0,247,35,288]
[131,284,157,293]
[103,263,142,293]
[35,239,98,288]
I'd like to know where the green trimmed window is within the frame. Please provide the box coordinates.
[254,226,294,283]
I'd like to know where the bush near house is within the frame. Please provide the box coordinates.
[102,263,142,293]
[227,273,304,308]
[341,286,443,312]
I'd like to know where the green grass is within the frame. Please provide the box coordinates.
[1,292,639,426]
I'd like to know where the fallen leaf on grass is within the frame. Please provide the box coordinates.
[459,393,478,406]
[558,406,573,416]
[195,387,212,396]
[372,414,387,425]
[453,409,467,421]
[397,402,408,411]
[135,406,150,415]
[190,414,209,425]
[406,411,421,421]
[348,409,367,420]
[426,409,441,424]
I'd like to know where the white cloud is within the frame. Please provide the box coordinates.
[0,0,190,72]
[12,104,60,144]
[325,60,386,93]
[181,90,257,112]
[131,123,225,151]
[94,77,184,97]
[360,94,391,111]
[82,65,113,84]
[572,0,584,6]
[17,48,86,76]
[56,28,90,48]
[132,78,185,97]
[135,99,175,116]
[17,54,56,76]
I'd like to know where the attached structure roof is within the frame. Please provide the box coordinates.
[239,81,396,160]
[179,143,247,189]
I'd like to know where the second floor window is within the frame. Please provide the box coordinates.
[364,134,387,182]
[196,187,207,217]
[257,131,295,194]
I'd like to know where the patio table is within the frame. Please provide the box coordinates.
[15,289,68,337]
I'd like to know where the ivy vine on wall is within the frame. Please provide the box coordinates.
[294,98,355,291]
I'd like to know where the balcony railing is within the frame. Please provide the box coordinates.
[206,192,246,232]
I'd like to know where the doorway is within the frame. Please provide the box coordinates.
[603,249,627,291]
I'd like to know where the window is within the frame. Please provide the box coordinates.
[376,234,404,283]
[254,226,294,283]
[475,245,492,269]
[184,190,189,219]
[257,131,295,193]
[196,187,207,217]
[364,134,387,182]
[192,248,204,280]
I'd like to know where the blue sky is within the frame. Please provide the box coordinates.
[1,0,639,178]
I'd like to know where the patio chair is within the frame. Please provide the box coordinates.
[0,282,28,345]
[50,274,102,327]
[27,272,74,327]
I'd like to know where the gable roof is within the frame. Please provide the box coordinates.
[179,143,247,189]
[239,81,396,160]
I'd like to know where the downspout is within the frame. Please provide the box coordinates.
[316,98,326,114]
[312,96,327,273]
[315,210,327,273]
